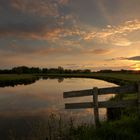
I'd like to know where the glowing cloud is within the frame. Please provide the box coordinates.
[108,56,140,61]
[83,19,140,46]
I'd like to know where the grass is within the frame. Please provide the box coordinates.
[92,72,140,82]
[71,115,140,140]
[0,74,39,87]
[38,72,140,85]
[2,113,139,140]
[0,74,35,81]
[0,72,140,84]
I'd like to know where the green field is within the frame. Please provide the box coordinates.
[92,72,140,83]
[38,72,140,86]
[40,72,140,81]
[0,74,38,87]
[0,72,140,83]
[0,74,35,81]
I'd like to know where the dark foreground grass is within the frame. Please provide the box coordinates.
[1,113,140,140]
[70,115,140,140]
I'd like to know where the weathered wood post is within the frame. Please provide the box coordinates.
[93,87,100,128]
[137,82,140,118]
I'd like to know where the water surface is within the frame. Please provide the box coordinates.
[0,78,117,122]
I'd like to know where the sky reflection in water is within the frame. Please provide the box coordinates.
[0,78,117,123]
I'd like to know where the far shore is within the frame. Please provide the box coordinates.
[0,72,140,86]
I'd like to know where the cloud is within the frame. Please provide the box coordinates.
[0,42,111,58]
[10,0,70,17]
[107,57,127,61]
[1,0,139,48]
[108,56,140,61]
[108,36,132,46]
[0,1,80,43]
[97,0,112,24]
[81,48,112,55]
[83,19,140,46]
[0,1,139,61]
[64,63,132,71]
[0,22,81,44]
[36,46,112,56]
[36,46,73,55]
[127,56,140,61]
[92,48,112,54]
[130,63,140,70]
[10,0,69,17]
[0,43,75,57]
[57,0,69,5]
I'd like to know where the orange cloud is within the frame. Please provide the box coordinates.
[131,63,140,70]
[36,46,72,55]
[108,56,140,61]
[0,25,81,45]
[83,19,140,46]
[81,48,112,55]
[89,48,112,55]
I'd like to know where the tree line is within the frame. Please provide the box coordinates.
[0,66,91,74]
[0,66,139,74]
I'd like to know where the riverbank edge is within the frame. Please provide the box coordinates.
[0,73,139,85]
[37,73,137,85]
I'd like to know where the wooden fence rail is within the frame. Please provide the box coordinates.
[63,85,137,98]
[65,99,137,109]
[63,83,140,128]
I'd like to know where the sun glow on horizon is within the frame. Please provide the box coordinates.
[134,67,140,71]
[131,63,140,71]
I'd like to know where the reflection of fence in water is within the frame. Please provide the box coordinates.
[63,83,140,128]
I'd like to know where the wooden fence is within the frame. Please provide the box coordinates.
[63,83,140,128]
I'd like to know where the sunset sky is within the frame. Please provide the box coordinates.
[0,0,140,70]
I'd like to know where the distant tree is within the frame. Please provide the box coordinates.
[30,67,41,73]
[11,66,41,74]
[98,69,113,73]
[42,68,48,74]
[0,69,12,74]
[82,69,91,73]
[64,69,72,74]
[12,66,26,74]
[58,66,64,74]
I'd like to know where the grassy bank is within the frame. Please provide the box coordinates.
[69,115,140,140]
[0,74,39,87]
[0,72,140,85]
[38,72,140,85]
[0,74,36,81]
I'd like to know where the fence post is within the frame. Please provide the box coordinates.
[137,83,140,118]
[93,87,100,128]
